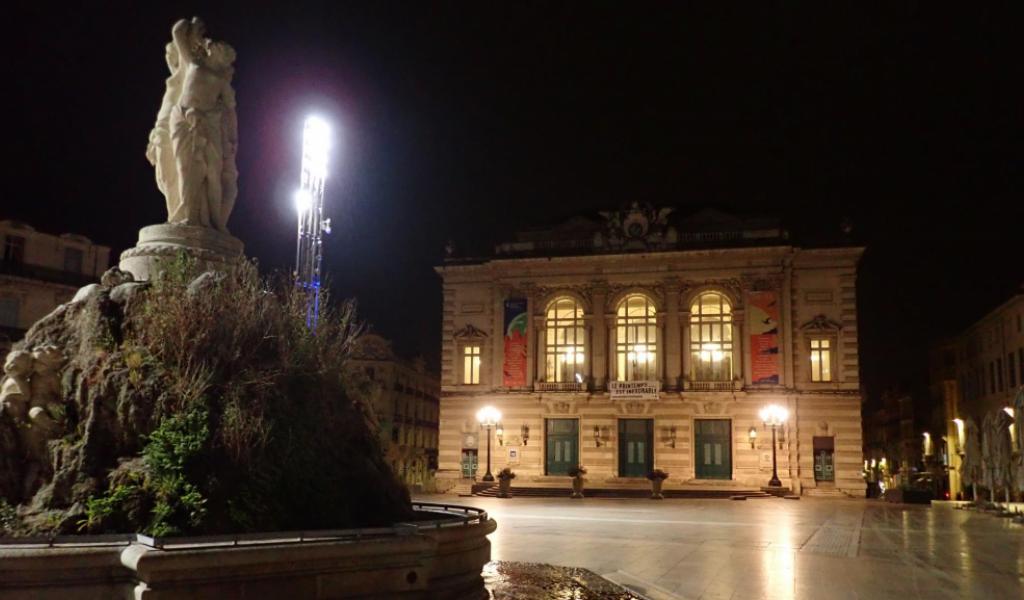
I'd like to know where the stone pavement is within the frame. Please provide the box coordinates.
[416,494,1023,600]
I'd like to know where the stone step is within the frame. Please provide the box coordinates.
[474,486,765,499]
[804,487,848,498]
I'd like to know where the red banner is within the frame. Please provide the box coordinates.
[748,291,780,384]
[503,299,528,387]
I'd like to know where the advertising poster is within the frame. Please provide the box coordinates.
[503,298,528,387]
[748,291,780,384]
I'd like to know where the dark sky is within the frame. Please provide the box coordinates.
[7,2,1023,404]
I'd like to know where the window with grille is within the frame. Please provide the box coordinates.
[689,292,732,381]
[615,294,658,381]
[544,297,585,382]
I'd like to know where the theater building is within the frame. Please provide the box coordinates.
[435,206,865,497]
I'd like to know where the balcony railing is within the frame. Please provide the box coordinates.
[0,259,97,288]
[609,380,660,400]
[685,380,738,392]
[535,381,583,393]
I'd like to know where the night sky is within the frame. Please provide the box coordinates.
[7,2,1023,407]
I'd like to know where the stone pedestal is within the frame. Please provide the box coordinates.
[119,223,244,281]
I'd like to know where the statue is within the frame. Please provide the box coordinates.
[122,17,245,281]
[147,43,184,222]
[148,17,238,233]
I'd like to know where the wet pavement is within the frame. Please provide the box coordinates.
[483,561,641,599]
[417,494,1024,600]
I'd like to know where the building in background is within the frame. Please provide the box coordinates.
[932,286,1024,498]
[350,333,440,491]
[0,220,111,353]
[435,206,865,497]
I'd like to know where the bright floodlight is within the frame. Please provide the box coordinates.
[302,116,331,179]
[759,404,789,426]
[293,189,312,214]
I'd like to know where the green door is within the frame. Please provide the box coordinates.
[618,419,654,477]
[695,419,731,479]
[460,449,478,478]
[813,437,835,482]
[545,419,579,475]
[814,450,835,481]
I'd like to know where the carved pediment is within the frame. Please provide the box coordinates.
[616,400,652,415]
[800,315,842,331]
[453,324,489,339]
[542,398,576,414]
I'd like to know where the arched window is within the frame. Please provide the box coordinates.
[616,294,658,381]
[689,292,733,381]
[545,297,585,382]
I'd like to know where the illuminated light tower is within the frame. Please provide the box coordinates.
[295,116,332,330]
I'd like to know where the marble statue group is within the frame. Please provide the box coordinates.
[148,17,238,233]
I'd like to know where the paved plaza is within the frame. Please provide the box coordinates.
[417,494,1023,599]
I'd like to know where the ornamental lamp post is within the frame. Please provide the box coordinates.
[476,406,502,482]
[759,404,789,488]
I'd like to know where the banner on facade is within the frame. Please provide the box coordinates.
[503,298,528,387]
[748,291,780,384]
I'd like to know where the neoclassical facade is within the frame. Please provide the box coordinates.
[436,207,865,496]
[350,334,441,492]
[1,220,111,353]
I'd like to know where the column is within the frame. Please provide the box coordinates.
[664,280,681,390]
[782,262,795,388]
[524,285,536,390]
[492,285,505,389]
[733,309,746,387]
[534,315,547,385]
[590,284,608,389]
[680,307,691,388]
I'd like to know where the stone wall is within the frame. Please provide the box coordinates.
[0,505,495,600]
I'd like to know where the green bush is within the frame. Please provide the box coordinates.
[46,256,413,535]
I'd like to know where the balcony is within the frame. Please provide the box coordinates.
[535,381,583,393]
[0,259,97,288]
[609,380,660,400]
[685,380,739,392]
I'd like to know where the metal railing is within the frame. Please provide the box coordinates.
[535,381,583,393]
[609,380,660,400]
[0,502,488,551]
[685,380,738,392]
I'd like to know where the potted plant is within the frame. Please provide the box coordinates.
[647,469,669,499]
[568,465,587,498]
[497,467,515,498]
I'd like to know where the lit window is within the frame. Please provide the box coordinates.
[616,294,658,381]
[689,292,732,381]
[810,338,832,382]
[544,297,585,382]
[463,345,481,384]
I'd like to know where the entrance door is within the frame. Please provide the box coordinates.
[460,449,478,479]
[813,436,835,482]
[545,418,579,475]
[694,419,732,479]
[618,419,654,477]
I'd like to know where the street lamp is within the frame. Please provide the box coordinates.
[759,404,789,488]
[295,115,332,330]
[476,406,502,482]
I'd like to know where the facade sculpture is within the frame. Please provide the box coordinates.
[148,17,238,233]
[0,345,65,497]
